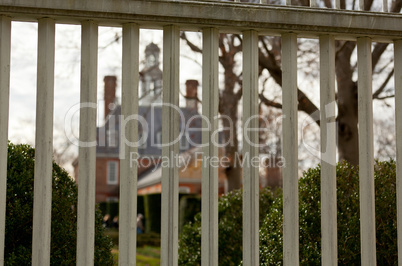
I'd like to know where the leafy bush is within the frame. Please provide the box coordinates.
[5,143,113,265]
[260,160,397,265]
[179,160,397,265]
[179,188,280,265]
[179,195,201,233]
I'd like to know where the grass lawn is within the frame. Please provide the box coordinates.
[106,229,161,265]
[112,245,161,265]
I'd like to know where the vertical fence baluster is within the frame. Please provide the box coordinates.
[319,35,337,266]
[0,15,11,266]
[76,20,98,266]
[242,30,259,266]
[161,25,180,266]
[357,36,376,266]
[394,39,402,266]
[359,0,365,10]
[32,18,55,266]
[119,23,139,266]
[201,27,219,266]
[282,32,299,266]
[310,0,318,8]
[383,0,388,12]
[335,0,341,9]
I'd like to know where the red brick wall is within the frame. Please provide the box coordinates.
[95,157,120,202]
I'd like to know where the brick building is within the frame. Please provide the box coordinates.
[73,43,228,202]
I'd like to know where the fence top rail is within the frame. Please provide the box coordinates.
[0,0,401,41]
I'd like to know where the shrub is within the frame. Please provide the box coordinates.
[179,195,201,233]
[5,143,113,265]
[179,188,280,265]
[260,160,397,265]
[179,160,397,265]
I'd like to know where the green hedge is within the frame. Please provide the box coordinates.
[5,143,113,265]
[179,188,280,265]
[261,160,397,265]
[179,160,398,265]
[179,195,201,233]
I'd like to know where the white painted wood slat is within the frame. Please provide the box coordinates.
[394,39,402,266]
[357,36,376,266]
[382,0,388,12]
[242,29,259,266]
[76,20,98,266]
[161,25,180,266]
[359,0,365,10]
[201,27,219,266]
[310,0,318,8]
[281,32,299,266]
[0,15,11,266]
[335,0,341,9]
[119,23,139,266]
[319,35,337,266]
[32,18,55,266]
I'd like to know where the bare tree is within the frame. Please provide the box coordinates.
[181,0,401,191]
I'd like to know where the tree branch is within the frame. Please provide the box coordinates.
[371,0,401,69]
[180,32,202,54]
[259,94,282,109]
[258,36,320,124]
[373,68,394,99]
[375,94,395,100]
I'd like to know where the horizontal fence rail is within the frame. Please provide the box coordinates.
[0,1,401,41]
[0,0,401,265]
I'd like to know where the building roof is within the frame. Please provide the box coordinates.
[96,104,202,158]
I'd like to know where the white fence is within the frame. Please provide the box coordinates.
[0,0,401,265]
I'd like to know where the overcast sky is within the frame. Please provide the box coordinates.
[8,22,203,144]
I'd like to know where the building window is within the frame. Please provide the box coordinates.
[107,161,118,185]
[107,129,117,147]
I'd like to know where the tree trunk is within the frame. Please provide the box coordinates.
[212,34,244,191]
[220,65,243,191]
[336,41,359,165]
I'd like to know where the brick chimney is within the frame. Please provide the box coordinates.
[185,80,198,110]
[104,76,116,119]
